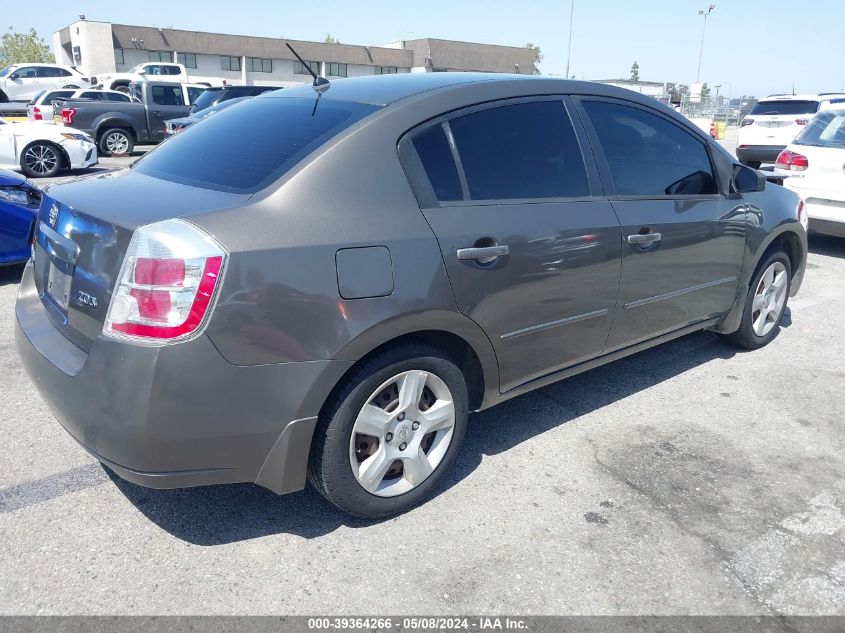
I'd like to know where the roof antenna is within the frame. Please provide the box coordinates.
[286,43,330,115]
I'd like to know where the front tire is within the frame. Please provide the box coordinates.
[98,128,134,156]
[722,251,791,350]
[20,142,62,178]
[309,343,468,518]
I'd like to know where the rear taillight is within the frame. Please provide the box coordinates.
[795,119,809,126]
[775,149,809,171]
[797,199,808,231]
[740,118,754,127]
[104,219,227,344]
[33,106,42,121]
[61,107,76,125]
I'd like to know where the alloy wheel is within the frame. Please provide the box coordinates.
[751,261,788,337]
[23,145,58,176]
[349,369,456,497]
[106,132,129,154]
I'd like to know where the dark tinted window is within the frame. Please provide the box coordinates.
[151,85,184,106]
[15,67,39,78]
[37,67,62,78]
[582,101,718,196]
[80,91,103,99]
[105,92,130,102]
[135,97,379,193]
[449,101,589,200]
[190,89,221,112]
[794,111,845,148]
[750,100,819,116]
[412,124,463,202]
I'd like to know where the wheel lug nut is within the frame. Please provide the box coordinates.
[412,422,420,430]
[399,442,407,451]
[398,412,405,421]
[386,432,393,442]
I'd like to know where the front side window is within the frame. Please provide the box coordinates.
[412,124,463,202]
[293,60,320,75]
[582,100,718,197]
[134,97,379,193]
[448,100,590,200]
[177,52,197,69]
[326,62,347,77]
[220,55,241,72]
[15,67,40,79]
[114,48,125,65]
[151,85,184,106]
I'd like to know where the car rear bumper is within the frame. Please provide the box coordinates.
[784,180,845,236]
[736,145,784,164]
[14,263,351,494]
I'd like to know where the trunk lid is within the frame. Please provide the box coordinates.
[33,169,250,351]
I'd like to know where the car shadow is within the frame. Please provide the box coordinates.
[0,264,24,286]
[808,233,845,258]
[111,330,739,546]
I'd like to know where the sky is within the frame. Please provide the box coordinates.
[6,0,844,98]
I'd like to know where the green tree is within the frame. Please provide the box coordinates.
[526,42,543,75]
[323,34,341,44]
[0,27,54,66]
[630,60,639,82]
[701,82,711,98]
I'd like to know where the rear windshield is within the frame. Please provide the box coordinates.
[750,100,819,116]
[794,111,845,148]
[134,97,379,193]
[190,89,222,112]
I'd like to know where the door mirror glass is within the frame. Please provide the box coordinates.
[733,164,766,193]
[9,73,19,80]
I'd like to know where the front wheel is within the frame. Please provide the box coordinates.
[98,128,134,156]
[20,142,62,178]
[722,252,791,349]
[309,343,468,518]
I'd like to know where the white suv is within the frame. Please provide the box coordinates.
[0,63,92,103]
[737,93,845,168]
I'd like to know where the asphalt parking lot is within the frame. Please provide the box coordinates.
[1,139,844,616]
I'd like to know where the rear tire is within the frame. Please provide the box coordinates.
[20,142,62,178]
[98,128,134,156]
[722,251,791,350]
[308,343,468,519]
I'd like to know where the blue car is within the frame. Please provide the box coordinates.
[0,169,39,266]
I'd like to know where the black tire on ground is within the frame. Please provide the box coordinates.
[19,142,63,178]
[0,90,8,103]
[308,342,469,519]
[721,251,792,350]
[740,160,762,169]
[98,128,134,156]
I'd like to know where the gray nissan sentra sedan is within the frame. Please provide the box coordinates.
[15,73,808,518]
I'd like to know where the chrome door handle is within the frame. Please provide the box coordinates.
[456,245,510,261]
[627,232,662,245]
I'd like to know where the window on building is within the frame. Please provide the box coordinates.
[376,66,398,75]
[247,57,272,73]
[177,52,197,69]
[220,55,241,72]
[293,60,320,76]
[448,100,590,201]
[326,62,347,77]
[149,50,171,63]
[581,100,718,196]
[114,48,125,66]
[432,68,448,72]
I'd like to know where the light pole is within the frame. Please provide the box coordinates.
[696,4,715,83]
[565,0,575,79]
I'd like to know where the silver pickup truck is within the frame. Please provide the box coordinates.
[55,81,206,156]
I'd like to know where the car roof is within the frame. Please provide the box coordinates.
[761,93,845,101]
[264,72,538,106]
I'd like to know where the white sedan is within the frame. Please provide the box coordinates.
[0,117,97,178]
[774,109,845,238]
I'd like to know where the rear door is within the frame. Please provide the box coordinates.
[402,97,622,392]
[576,97,745,351]
[146,84,190,140]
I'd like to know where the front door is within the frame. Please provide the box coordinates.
[405,98,622,392]
[576,98,745,350]
[147,84,190,140]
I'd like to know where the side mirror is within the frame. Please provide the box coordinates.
[9,73,19,80]
[733,164,766,193]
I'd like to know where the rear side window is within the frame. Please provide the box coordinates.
[750,100,819,116]
[80,91,103,99]
[582,100,718,197]
[449,101,589,200]
[134,97,379,193]
[412,125,463,202]
[794,112,845,148]
[152,85,184,106]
